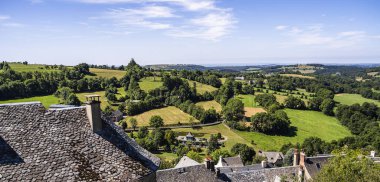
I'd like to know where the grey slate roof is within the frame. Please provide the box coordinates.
[259,151,284,164]
[156,164,220,182]
[219,166,299,182]
[174,156,200,168]
[304,156,331,178]
[218,156,244,167]
[0,102,159,181]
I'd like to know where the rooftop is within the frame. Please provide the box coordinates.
[0,102,159,181]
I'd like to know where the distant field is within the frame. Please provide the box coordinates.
[235,109,352,151]
[196,100,222,112]
[237,94,258,107]
[126,106,197,126]
[220,78,226,84]
[139,77,163,92]
[0,88,125,109]
[187,80,217,94]
[172,124,252,150]
[244,107,266,117]
[9,63,60,73]
[334,93,380,107]
[0,95,58,108]
[280,74,315,79]
[88,68,126,79]
[367,72,379,76]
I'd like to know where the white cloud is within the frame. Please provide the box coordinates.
[90,0,235,40]
[0,15,10,21]
[275,25,287,30]
[169,11,235,40]
[2,23,26,28]
[278,24,378,48]
[29,0,44,3]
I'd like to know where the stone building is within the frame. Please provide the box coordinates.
[0,96,160,181]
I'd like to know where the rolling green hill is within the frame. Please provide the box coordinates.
[334,93,380,107]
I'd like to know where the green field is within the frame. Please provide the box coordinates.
[139,77,163,92]
[334,93,380,107]
[237,94,258,107]
[235,109,352,151]
[0,95,59,108]
[172,123,252,150]
[196,100,222,112]
[187,80,217,94]
[0,87,125,109]
[126,106,197,126]
[9,63,60,73]
[87,68,126,79]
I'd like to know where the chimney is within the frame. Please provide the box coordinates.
[216,168,220,177]
[261,160,267,168]
[293,148,300,166]
[204,158,211,170]
[210,160,215,172]
[299,149,306,167]
[85,95,102,132]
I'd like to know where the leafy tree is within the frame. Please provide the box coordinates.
[137,126,149,139]
[283,148,294,166]
[284,95,306,110]
[66,93,81,106]
[211,149,231,161]
[165,130,176,145]
[151,128,165,146]
[186,151,203,163]
[320,98,335,116]
[230,143,255,164]
[314,148,380,182]
[267,103,282,113]
[222,98,245,122]
[301,137,326,156]
[129,118,138,131]
[254,93,278,109]
[121,120,127,130]
[54,87,80,105]
[106,93,117,102]
[216,78,235,105]
[309,97,323,111]
[73,63,90,75]
[316,88,334,99]
[149,115,164,128]
[251,111,291,135]
[242,84,255,95]
[208,134,219,152]
[103,105,114,117]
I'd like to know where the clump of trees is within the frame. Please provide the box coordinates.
[254,93,279,109]
[54,87,80,106]
[284,95,306,110]
[230,143,255,164]
[250,110,291,135]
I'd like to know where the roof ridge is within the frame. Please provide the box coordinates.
[0,101,42,106]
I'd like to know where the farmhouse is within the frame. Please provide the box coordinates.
[0,96,160,181]
[258,151,285,167]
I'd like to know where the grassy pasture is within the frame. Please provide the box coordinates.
[9,63,60,73]
[244,107,266,117]
[0,95,59,108]
[334,93,380,107]
[126,106,197,127]
[195,100,222,112]
[88,68,126,79]
[139,77,163,92]
[172,123,252,150]
[187,80,217,94]
[235,109,352,151]
[280,74,315,79]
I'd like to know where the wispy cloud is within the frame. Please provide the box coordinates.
[0,15,10,21]
[2,23,26,28]
[275,25,287,30]
[81,0,235,40]
[276,24,378,48]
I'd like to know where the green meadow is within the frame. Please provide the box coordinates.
[334,93,380,107]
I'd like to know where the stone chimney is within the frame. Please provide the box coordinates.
[210,160,215,172]
[299,149,306,167]
[293,148,300,166]
[370,151,376,157]
[261,160,267,168]
[85,95,102,132]
[204,158,211,170]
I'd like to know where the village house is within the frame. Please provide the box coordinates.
[258,151,285,167]
[109,110,123,122]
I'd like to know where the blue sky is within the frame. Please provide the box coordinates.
[0,0,380,65]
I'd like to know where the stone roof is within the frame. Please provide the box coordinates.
[0,102,160,181]
[219,166,299,182]
[304,156,331,178]
[259,151,284,164]
[216,155,244,168]
[156,164,220,182]
[175,156,200,168]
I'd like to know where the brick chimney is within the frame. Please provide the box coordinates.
[85,95,102,132]
[299,149,306,167]
[293,148,300,166]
